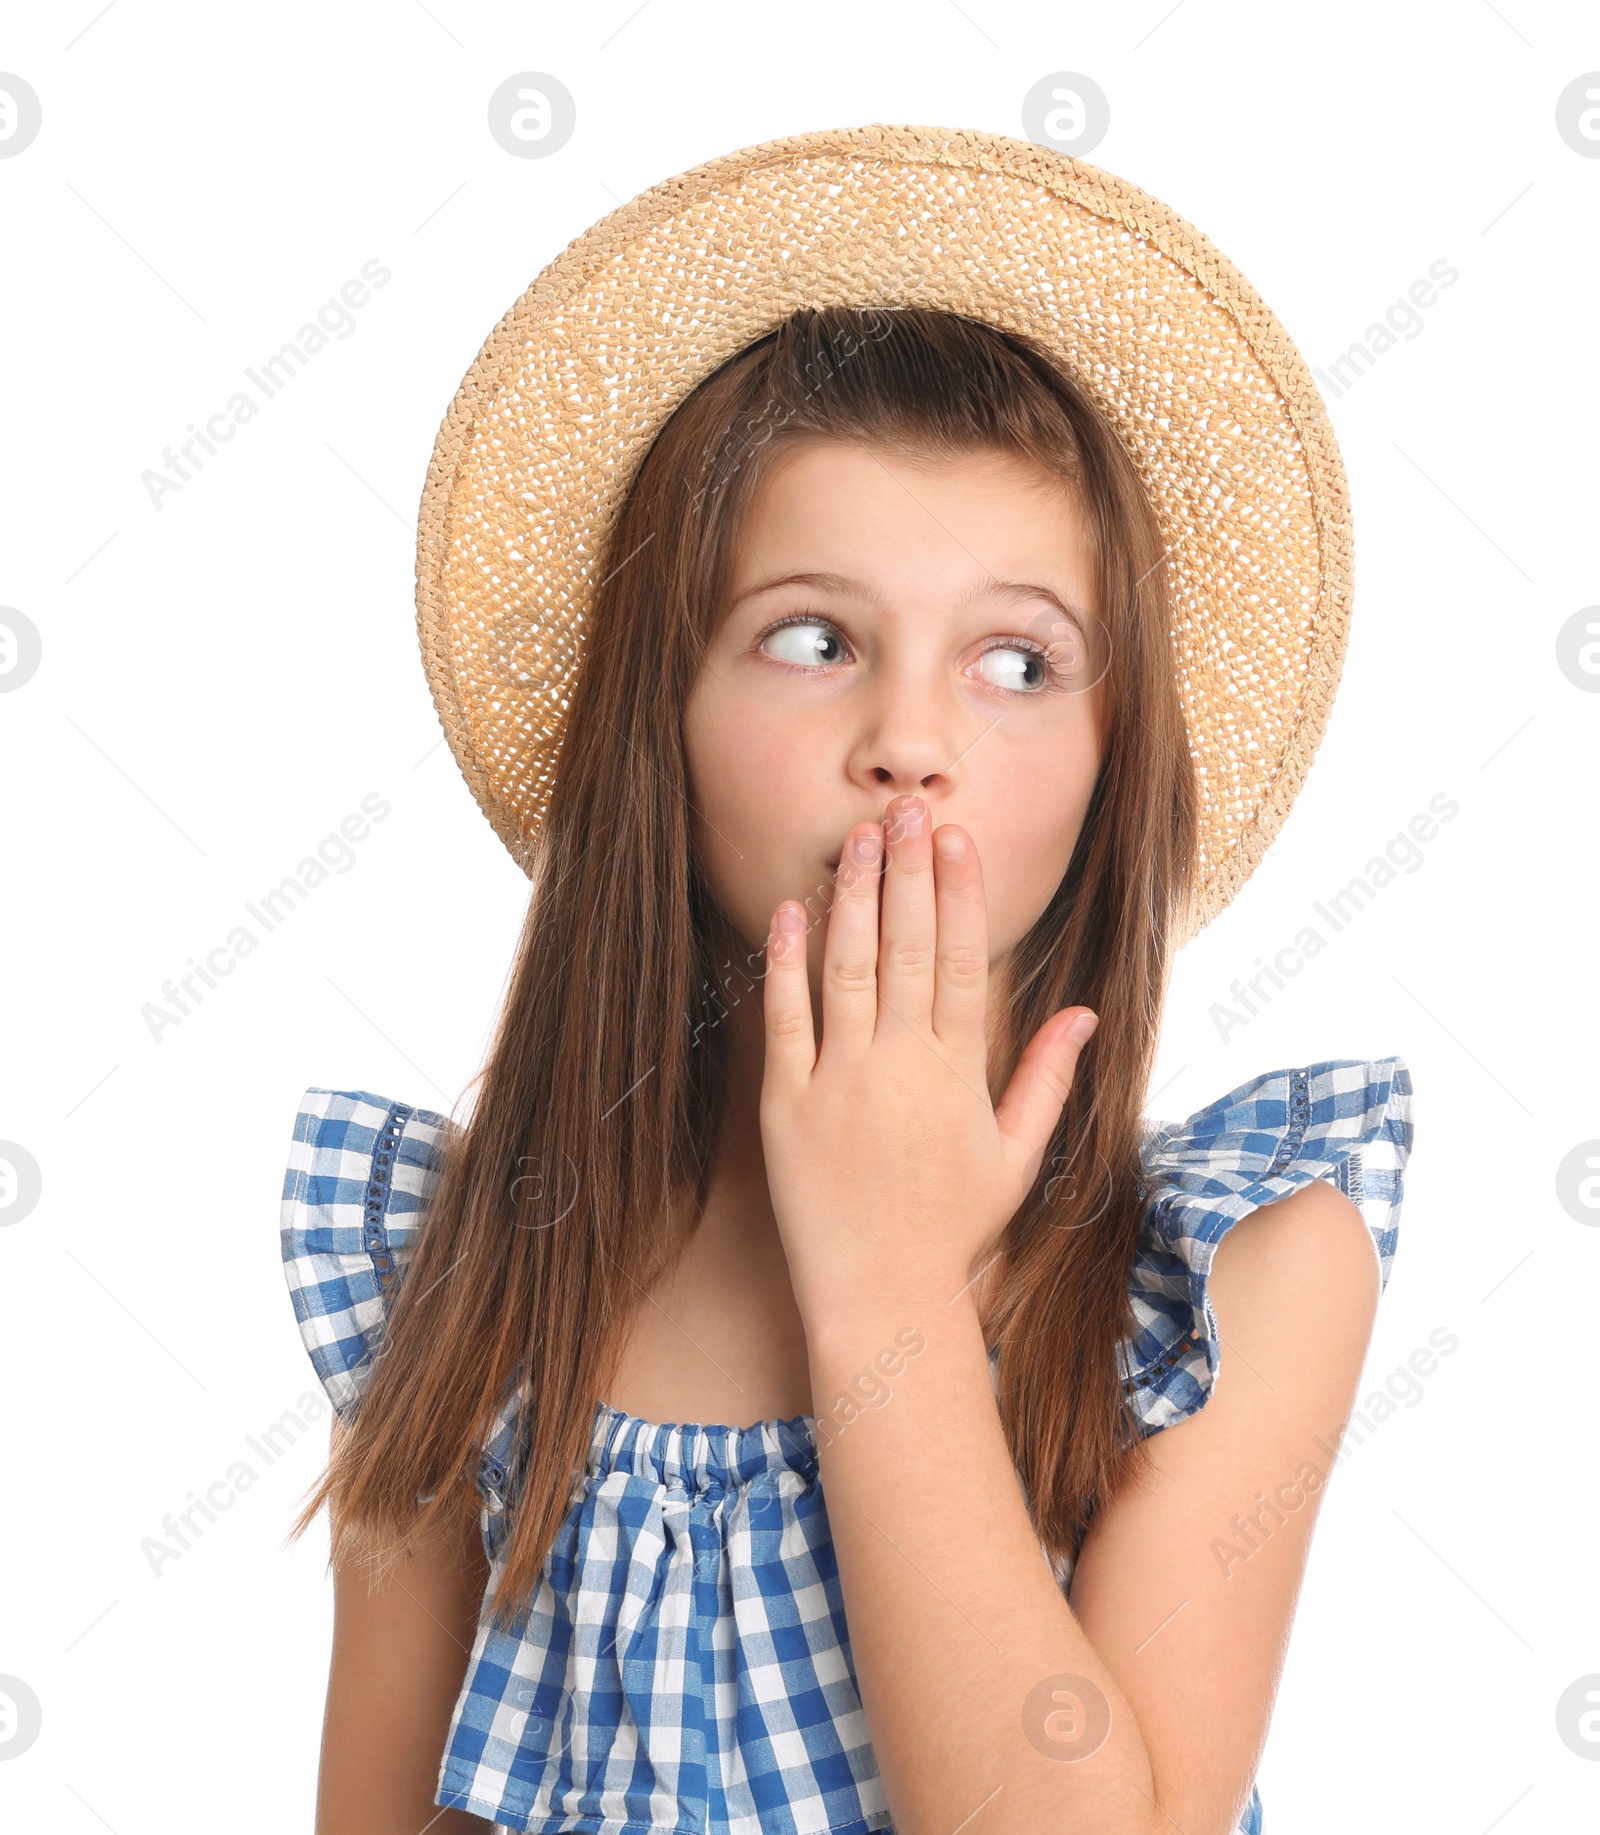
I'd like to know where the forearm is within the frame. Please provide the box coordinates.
[317,1652,482,1835]
[806,1282,1163,1835]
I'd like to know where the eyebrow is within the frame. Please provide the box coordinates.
[728,570,865,608]
[962,578,1091,638]
[729,570,1091,634]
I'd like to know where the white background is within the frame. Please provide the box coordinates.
[2,2,1597,1830]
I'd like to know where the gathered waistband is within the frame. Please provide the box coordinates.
[587,1401,821,1493]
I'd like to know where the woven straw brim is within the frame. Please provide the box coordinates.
[415,124,1351,947]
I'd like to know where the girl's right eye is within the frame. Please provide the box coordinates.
[758,616,849,671]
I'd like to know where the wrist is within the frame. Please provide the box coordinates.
[802,1277,983,1365]
[802,1284,993,1451]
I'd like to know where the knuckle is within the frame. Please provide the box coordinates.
[938,942,988,983]
[887,936,936,974]
[766,1009,811,1040]
[827,957,878,993]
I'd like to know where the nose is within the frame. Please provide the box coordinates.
[844,668,964,807]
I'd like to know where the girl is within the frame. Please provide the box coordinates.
[281,129,1413,1835]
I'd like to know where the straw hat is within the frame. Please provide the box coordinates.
[415,124,1351,945]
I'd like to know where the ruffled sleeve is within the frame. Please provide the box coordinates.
[1121,1056,1414,1438]
[279,1088,453,1425]
[279,1087,525,1548]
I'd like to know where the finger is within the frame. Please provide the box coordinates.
[820,822,884,1057]
[761,900,817,1095]
[877,794,936,1031]
[993,1008,1099,1175]
[928,824,989,1060]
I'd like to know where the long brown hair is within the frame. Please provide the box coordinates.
[287,306,1199,1627]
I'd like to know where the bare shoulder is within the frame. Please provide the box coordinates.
[1207,1176,1381,1365]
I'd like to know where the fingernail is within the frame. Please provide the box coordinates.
[1066,1010,1099,1045]
[934,827,963,860]
[852,831,882,863]
[778,903,806,934]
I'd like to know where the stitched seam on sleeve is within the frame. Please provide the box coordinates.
[1338,1144,1365,1207]
[362,1101,414,1302]
[1264,1065,1312,1176]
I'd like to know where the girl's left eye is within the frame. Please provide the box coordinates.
[758,616,1061,695]
[974,642,1056,694]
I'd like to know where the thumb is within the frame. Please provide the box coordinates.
[993,1007,1098,1169]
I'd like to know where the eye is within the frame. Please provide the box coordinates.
[758,615,850,671]
[974,639,1062,695]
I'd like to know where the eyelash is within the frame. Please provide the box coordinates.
[754,612,1077,697]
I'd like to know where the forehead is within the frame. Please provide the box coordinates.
[725,437,1095,609]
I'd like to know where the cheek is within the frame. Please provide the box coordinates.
[974,753,1096,940]
[685,691,814,897]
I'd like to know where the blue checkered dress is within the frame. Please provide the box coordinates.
[281,1055,1413,1834]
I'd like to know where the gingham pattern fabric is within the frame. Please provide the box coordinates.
[1124,1055,1414,1437]
[281,1056,1414,1834]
